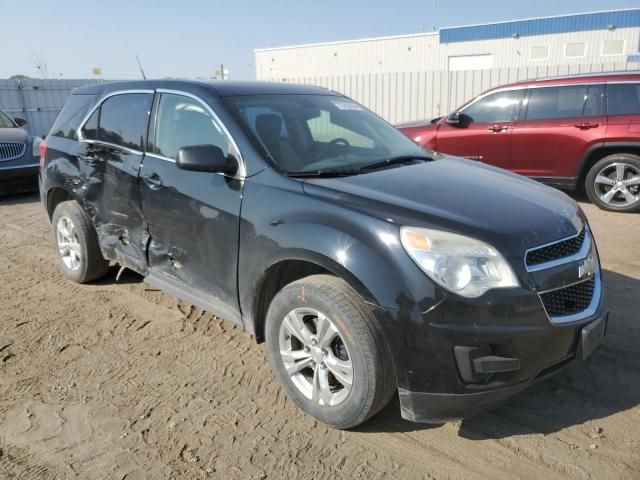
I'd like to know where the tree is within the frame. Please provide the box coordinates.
[9,74,31,80]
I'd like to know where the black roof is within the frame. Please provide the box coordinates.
[72,80,338,97]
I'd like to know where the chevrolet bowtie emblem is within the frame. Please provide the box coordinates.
[578,255,596,280]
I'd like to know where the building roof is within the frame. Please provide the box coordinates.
[440,8,640,43]
[255,8,640,52]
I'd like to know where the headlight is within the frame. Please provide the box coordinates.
[32,136,43,157]
[400,227,519,298]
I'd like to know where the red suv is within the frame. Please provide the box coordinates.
[398,73,640,213]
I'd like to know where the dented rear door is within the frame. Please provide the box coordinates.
[78,91,154,273]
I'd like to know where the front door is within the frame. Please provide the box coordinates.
[78,91,154,273]
[510,84,607,179]
[436,89,524,170]
[139,92,243,315]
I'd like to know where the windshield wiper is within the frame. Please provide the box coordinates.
[356,155,432,173]
[285,169,360,178]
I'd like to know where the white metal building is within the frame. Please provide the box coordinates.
[254,9,640,124]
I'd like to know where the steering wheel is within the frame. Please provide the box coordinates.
[313,137,352,163]
[329,138,351,148]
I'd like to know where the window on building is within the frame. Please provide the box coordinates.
[448,54,493,71]
[565,42,586,58]
[602,40,625,56]
[525,85,604,120]
[461,89,524,123]
[607,84,640,116]
[530,46,550,61]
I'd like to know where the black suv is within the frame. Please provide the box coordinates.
[40,81,608,428]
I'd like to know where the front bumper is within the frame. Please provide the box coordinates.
[0,163,39,195]
[371,278,607,423]
[398,310,608,423]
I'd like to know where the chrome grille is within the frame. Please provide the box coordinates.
[0,142,26,161]
[526,228,586,267]
[540,277,596,317]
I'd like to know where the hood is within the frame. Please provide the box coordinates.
[0,127,29,143]
[301,156,584,258]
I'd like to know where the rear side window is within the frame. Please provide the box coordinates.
[50,94,96,139]
[154,93,230,159]
[97,93,153,151]
[607,83,640,116]
[462,90,523,123]
[525,85,603,120]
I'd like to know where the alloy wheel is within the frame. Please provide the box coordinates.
[56,216,82,271]
[593,162,640,208]
[278,308,354,406]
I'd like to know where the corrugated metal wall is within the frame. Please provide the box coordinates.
[290,62,637,125]
[0,79,99,137]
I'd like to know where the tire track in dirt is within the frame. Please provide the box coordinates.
[1,193,639,479]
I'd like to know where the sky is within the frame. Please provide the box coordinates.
[3,0,640,81]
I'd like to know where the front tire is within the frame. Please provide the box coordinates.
[585,154,640,212]
[51,200,109,283]
[265,275,395,429]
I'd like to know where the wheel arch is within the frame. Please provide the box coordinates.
[578,142,640,191]
[250,251,378,343]
[45,186,75,221]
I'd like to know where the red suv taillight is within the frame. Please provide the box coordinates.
[39,140,47,168]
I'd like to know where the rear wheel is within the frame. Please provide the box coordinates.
[265,275,395,429]
[585,154,640,212]
[51,200,109,283]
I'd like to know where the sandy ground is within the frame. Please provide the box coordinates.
[0,191,638,480]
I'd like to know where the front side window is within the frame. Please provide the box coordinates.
[607,83,640,116]
[224,94,424,174]
[154,94,231,159]
[526,85,603,121]
[98,93,152,151]
[0,110,16,128]
[461,90,523,123]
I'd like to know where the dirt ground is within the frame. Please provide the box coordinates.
[0,192,638,480]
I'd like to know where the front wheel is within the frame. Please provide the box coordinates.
[585,154,640,212]
[265,275,395,429]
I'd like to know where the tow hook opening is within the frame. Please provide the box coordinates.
[454,346,521,384]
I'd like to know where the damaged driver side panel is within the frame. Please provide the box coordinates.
[79,92,154,274]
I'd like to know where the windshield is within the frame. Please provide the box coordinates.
[223,94,426,174]
[0,110,16,128]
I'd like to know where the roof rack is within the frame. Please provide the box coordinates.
[534,71,640,82]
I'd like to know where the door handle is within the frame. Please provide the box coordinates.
[142,172,163,189]
[574,122,599,129]
[488,125,508,133]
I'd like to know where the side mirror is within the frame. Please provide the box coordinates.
[446,112,461,125]
[14,117,27,127]
[176,144,238,175]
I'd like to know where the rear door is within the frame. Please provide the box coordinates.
[605,82,640,142]
[139,91,243,318]
[78,91,153,273]
[435,89,524,170]
[510,84,606,180]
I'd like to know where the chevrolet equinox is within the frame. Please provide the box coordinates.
[40,81,608,428]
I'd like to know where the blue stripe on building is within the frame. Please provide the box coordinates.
[440,9,640,43]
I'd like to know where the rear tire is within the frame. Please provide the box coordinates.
[585,154,640,212]
[265,274,395,429]
[51,200,109,283]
